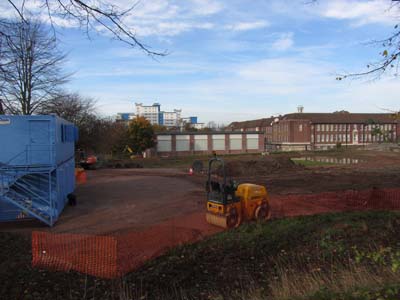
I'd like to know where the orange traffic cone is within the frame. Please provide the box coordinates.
[75,168,87,184]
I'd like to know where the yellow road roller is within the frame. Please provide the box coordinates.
[205,157,271,228]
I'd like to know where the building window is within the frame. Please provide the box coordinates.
[317,134,320,142]
[299,124,303,132]
[317,124,320,131]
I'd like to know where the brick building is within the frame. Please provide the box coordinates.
[229,112,399,151]
[228,117,274,143]
[156,132,265,156]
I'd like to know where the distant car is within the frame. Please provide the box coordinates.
[79,154,98,170]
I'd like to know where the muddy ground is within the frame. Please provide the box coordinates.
[191,148,400,194]
[0,147,400,283]
[1,148,400,235]
[0,169,205,234]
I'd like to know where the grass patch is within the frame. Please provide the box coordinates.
[1,211,400,299]
[124,211,400,299]
[291,158,337,166]
[99,153,265,169]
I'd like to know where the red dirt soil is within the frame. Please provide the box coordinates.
[32,188,400,278]
[7,150,400,277]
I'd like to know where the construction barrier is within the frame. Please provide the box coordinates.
[32,213,213,279]
[75,168,87,185]
[32,232,117,278]
[271,188,400,218]
[32,188,400,279]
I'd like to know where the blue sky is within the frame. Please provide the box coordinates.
[3,0,400,124]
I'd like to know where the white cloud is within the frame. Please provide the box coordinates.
[188,0,223,16]
[225,21,270,32]
[74,53,400,123]
[132,21,215,37]
[1,0,221,36]
[235,56,335,98]
[271,32,294,51]
[315,0,399,26]
[121,0,221,36]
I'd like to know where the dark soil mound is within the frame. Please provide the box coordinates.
[220,157,299,177]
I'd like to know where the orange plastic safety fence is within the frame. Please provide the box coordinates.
[32,232,117,278]
[271,188,400,219]
[32,188,400,279]
[116,224,203,276]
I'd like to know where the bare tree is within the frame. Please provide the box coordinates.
[5,0,165,57]
[307,0,400,80]
[39,92,128,153]
[337,24,400,80]
[39,92,96,126]
[0,18,68,115]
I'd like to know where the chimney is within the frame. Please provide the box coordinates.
[297,105,304,113]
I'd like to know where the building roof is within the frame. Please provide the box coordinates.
[157,131,261,135]
[228,117,275,129]
[281,112,398,124]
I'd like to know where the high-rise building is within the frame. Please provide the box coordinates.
[135,103,183,127]
[135,103,161,125]
[116,113,136,122]
[116,102,201,129]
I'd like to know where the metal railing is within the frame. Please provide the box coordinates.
[0,145,56,225]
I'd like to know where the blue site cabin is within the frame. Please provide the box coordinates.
[0,115,78,226]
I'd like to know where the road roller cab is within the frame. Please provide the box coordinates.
[205,157,271,228]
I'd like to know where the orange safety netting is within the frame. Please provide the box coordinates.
[271,188,400,218]
[32,188,400,279]
[32,212,218,278]
[32,232,117,278]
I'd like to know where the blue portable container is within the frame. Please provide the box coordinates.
[0,115,78,226]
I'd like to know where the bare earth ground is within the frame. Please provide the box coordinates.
[1,148,400,236]
[56,169,208,234]
[0,169,206,234]
[1,148,400,276]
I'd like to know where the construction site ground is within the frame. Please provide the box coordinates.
[1,147,400,298]
[1,148,400,236]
